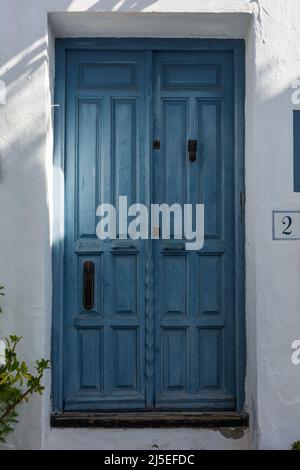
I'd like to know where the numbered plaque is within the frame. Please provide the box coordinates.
[273,211,300,240]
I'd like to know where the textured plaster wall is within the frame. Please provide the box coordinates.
[245,0,300,450]
[48,427,250,450]
[0,0,300,450]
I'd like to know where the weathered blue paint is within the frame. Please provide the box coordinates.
[62,50,147,410]
[52,39,245,413]
[153,51,235,410]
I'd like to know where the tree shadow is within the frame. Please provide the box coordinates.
[80,0,159,11]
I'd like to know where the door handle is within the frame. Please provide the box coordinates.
[111,242,137,251]
[188,139,197,162]
[83,261,94,310]
[163,243,185,251]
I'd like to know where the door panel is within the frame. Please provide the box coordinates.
[162,100,187,205]
[111,98,137,207]
[64,51,147,410]
[62,48,237,411]
[153,52,235,409]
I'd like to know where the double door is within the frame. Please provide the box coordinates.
[63,49,236,411]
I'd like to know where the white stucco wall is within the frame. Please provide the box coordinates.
[0,0,300,450]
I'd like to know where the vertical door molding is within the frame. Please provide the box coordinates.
[144,51,155,409]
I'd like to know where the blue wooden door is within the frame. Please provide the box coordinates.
[153,52,235,410]
[62,48,237,411]
[64,51,148,410]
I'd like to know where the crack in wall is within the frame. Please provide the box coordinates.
[249,0,273,43]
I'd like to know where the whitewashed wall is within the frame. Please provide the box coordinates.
[0,0,299,450]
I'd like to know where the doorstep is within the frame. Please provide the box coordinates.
[51,412,249,428]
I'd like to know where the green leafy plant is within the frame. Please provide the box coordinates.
[0,285,50,442]
[292,441,300,450]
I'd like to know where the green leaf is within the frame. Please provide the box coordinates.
[0,288,50,442]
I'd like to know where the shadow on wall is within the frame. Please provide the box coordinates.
[66,0,159,11]
[0,0,160,150]
[0,0,160,236]
[0,0,160,152]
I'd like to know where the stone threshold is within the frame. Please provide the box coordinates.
[51,411,249,429]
